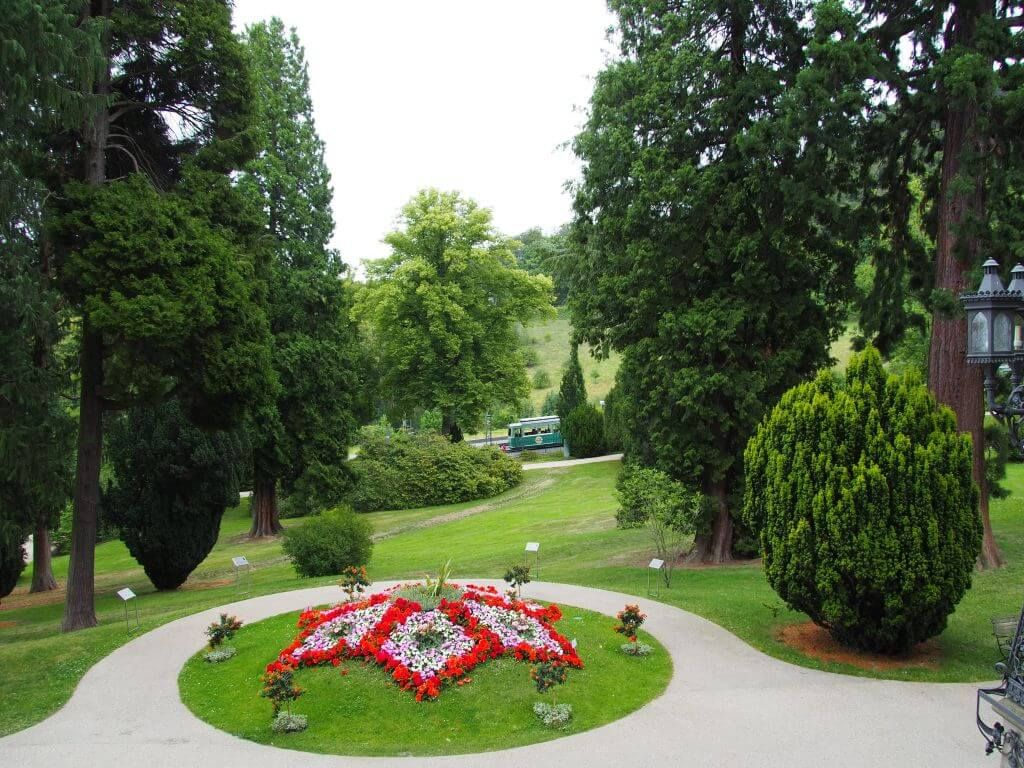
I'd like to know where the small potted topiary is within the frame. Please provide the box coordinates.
[204,613,243,663]
[614,604,651,656]
[261,661,307,733]
[504,563,531,601]
[339,565,371,602]
[531,660,572,728]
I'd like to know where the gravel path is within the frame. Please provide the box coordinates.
[0,579,991,767]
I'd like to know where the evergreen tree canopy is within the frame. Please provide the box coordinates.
[569,0,867,560]
[357,189,555,441]
[50,0,274,631]
[241,19,358,533]
[105,400,248,590]
[557,344,587,424]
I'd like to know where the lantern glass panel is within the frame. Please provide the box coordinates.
[970,311,990,355]
[995,312,1014,353]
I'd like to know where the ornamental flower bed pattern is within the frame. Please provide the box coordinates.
[269,584,582,701]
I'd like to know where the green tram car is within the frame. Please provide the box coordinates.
[506,415,562,452]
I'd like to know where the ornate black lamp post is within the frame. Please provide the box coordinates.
[967,259,1024,765]
[962,259,1024,455]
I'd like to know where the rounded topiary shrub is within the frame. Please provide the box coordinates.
[282,508,373,578]
[742,347,981,654]
[349,431,522,512]
[564,404,605,458]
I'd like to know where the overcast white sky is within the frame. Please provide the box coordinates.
[231,1,615,271]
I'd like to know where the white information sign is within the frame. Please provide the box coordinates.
[648,558,665,570]
[232,556,250,567]
[525,542,540,553]
[117,587,136,601]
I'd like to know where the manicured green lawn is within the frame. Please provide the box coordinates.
[178,604,670,756]
[3,459,1024,740]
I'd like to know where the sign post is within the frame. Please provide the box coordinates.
[525,541,540,579]
[118,587,140,634]
[647,558,665,598]
[232,555,251,595]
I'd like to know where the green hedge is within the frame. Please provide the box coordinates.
[743,347,981,654]
[350,432,523,512]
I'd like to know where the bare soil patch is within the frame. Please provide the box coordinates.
[779,621,941,671]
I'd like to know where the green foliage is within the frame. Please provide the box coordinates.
[523,348,540,368]
[602,385,626,452]
[557,345,586,423]
[531,369,552,389]
[569,0,866,555]
[105,400,248,590]
[564,404,605,458]
[985,417,1011,500]
[615,466,701,531]
[241,18,358,518]
[0,523,27,602]
[531,660,568,695]
[339,565,371,602]
[514,226,572,304]
[356,189,555,440]
[743,347,982,653]
[541,391,561,417]
[281,508,372,579]
[206,614,243,649]
[418,409,443,434]
[503,563,531,599]
[349,431,522,512]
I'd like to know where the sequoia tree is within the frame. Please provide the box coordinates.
[569,0,871,561]
[0,0,101,594]
[51,0,274,631]
[241,19,357,537]
[357,189,554,441]
[847,0,1024,569]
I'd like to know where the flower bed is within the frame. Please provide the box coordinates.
[270,584,582,701]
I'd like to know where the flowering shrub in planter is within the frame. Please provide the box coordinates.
[269,584,583,702]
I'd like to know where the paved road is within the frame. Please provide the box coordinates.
[522,453,623,470]
[0,579,992,767]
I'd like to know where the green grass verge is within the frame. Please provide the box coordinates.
[4,459,1024,739]
[178,603,670,756]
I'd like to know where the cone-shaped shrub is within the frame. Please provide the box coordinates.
[742,347,981,653]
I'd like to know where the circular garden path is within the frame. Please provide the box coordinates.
[0,580,987,767]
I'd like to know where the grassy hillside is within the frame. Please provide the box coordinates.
[520,307,620,413]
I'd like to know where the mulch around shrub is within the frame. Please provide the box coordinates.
[778,621,941,671]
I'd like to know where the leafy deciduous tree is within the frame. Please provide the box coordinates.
[357,189,554,441]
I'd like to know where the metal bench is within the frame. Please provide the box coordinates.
[978,609,1024,766]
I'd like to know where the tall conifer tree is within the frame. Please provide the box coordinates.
[241,19,358,537]
[570,0,869,561]
[51,0,274,630]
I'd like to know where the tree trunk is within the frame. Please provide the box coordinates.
[687,481,734,564]
[928,0,1002,570]
[63,6,110,630]
[442,411,463,443]
[62,324,103,631]
[249,475,283,537]
[30,517,57,593]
